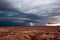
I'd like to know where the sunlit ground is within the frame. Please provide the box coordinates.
[0,27,59,40]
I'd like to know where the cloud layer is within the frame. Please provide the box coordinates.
[0,0,60,26]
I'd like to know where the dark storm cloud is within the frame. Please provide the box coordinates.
[0,0,10,10]
[0,0,60,26]
[0,0,20,12]
[0,0,60,16]
[0,0,40,20]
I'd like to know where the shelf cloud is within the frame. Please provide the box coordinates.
[0,0,60,26]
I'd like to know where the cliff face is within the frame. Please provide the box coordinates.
[0,27,59,40]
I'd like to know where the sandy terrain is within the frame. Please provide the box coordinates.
[0,26,59,40]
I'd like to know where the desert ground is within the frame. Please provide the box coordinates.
[0,26,59,40]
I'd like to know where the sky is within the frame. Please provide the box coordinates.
[0,0,60,26]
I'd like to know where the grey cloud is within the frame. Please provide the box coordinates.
[0,0,60,17]
[0,0,10,10]
[0,0,60,26]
